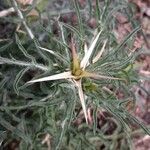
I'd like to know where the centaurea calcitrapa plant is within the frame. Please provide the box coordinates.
[28,31,121,124]
[0,0,150,149]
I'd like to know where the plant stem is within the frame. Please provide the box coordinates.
[11,0,34,39]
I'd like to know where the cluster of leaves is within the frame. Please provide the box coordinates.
[0,0,149,149]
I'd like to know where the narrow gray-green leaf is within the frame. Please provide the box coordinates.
[13,67,29,95]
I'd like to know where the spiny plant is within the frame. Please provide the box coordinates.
[0,0,150,149]
[27,31,122,124]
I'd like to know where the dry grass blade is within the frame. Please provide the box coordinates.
[0,7,15,18]
[83,72,123,80]
[92,40,107,63]
[74,80,88,124]
[81,30,102,70]
[28,71,73,83]
[38,46,57,55]
[38,46,67,63]
[84,42,88,54]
